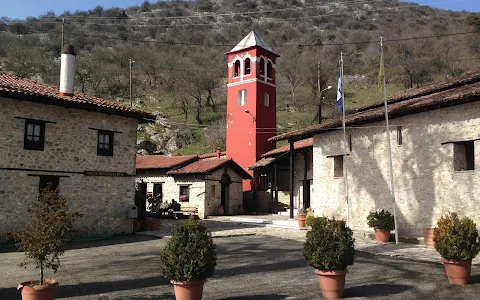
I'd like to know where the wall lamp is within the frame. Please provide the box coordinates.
[244,109,256,122]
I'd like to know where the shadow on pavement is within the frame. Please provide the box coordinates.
[469,274,480,284]
[345,283,411,297]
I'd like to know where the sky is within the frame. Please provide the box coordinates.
[0,0,479,20]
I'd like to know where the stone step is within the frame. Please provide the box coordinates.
[265,224,308,230]
[229,217,272,224]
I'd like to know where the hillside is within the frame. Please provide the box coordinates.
[0,0,479,154]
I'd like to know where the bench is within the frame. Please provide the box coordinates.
[173,206,199,218]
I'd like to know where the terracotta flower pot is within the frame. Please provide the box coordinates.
[133,220,144,232]
[18,279,58,300]
[314,269,348,299]
[150,219,161,231]
[217,205,224,216]
[297,214,307,228]
[171,279,206,300]
[374,229,391,243]
[422,228,435,248]
[442,258,472,285]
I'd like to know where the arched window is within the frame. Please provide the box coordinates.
[234,60,240,77]
[267,60,273,79]
[244,58,251,75]
[259,58,265,77]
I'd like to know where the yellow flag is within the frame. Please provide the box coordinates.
[378,54,384,94]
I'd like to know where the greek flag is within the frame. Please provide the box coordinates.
[337,71,344,112]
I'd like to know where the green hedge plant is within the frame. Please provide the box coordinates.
[304,217,355,270]
[305,215,316,227]
[160,220,217,282]
[434,212,480,261]
[13,188,79,284]
[367,209,395,231]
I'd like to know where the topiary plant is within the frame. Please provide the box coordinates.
[434,212,480,261]
[367,209,395,231]
[13,188,79,285]
[305,215,316,227]
[160,220,217,282]
[304,217,355,271]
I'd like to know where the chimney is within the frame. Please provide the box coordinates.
[59,44,76,96]
[216,148,221,158]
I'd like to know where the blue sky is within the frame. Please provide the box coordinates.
[1,0,479,19]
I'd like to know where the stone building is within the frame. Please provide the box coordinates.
[249,139,313,212]
[0,49,153,237]
[270,72,480,236]
[136,152,251,219]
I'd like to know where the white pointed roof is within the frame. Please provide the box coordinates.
[229,30,277,55]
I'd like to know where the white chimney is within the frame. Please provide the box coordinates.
[59,44,76,96]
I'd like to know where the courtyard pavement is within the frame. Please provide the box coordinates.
[138,218,480,265]
[0,234,479,299]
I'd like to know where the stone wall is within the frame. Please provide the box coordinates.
[0,97,138,236]
[312,101,480,236]
[137,167,244,218]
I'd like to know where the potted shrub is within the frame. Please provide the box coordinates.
[434,212,480,285]
[297,208,307,228]
[160,220,217,300]
[147,195,161,230]
[367,209,395,243]
[304,217,355,299]
[305,215,316,227]
[13,188,78,300]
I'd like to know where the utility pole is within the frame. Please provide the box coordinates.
[317,60,322,124]
[129,59,134,107]
[56,17,70,48]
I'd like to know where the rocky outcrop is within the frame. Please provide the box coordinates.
[137,111,195,155]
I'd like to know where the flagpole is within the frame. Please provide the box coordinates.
[340,52,350,227]
[380,37,399,245]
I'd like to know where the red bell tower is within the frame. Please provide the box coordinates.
[225,31,279,191]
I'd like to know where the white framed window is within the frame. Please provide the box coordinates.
[264,93,269,107]
[238,89,246,106]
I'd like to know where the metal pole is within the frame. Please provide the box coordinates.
[61,17,65,48]
[289,141,295,219]
[129,58,133,107]
[381,37,399,245]
[340,53,349,227]
[317,60,322,124]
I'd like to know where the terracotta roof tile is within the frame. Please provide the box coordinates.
[198,151,227,159]
[262,138,313,157]
[136,155,197,170]
[0,72,154,121]
[167,158,251,179]
[248,157,276,170]
[271,74,480,142]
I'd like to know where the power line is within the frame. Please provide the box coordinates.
[4,23,479,48]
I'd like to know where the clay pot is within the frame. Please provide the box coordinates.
[442,259,472,285]
[18,279,58,300]
[422,228,435,248]
[237,204,244,214]
[150,219,161,231]
[217,205,224,216]
[374,229,391,243]
[133,220,144,232]
[171,279,206,300]
[315,269,348,299]
[297,214,307,228]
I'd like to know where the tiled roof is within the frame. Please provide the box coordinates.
[0,72,154,121]
[357,72,480,112]
[248,157,276,170]
[261,138,313,158]
[198,151,227,159]
[136,155,197,170]
[228,30,278,55]
[270,74,480,142]
[167,158,251,179]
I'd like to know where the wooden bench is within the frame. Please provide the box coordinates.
[173,206,199,217]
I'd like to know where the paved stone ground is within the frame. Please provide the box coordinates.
[0,235,479,300]
[139,219,480,265]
